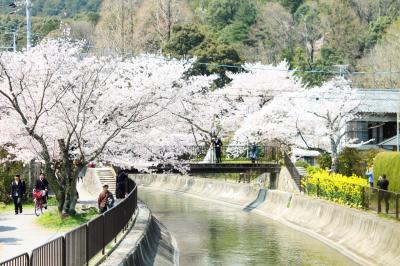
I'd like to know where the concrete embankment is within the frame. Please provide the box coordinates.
[101,202,178,266]
[133,174,400,266]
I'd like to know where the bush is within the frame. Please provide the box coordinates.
[0,148,23,203]
[316,153,332,170]
[338,147,364,176]
[338,148,382,177]
[302,168,368,208]
[295,160,310,168]
[374,152,400,193]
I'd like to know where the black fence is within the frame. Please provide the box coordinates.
[0,253,29,266]
[1,179,138,266]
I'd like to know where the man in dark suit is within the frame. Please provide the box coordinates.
[214,138,223,163]
[35,173,49,209]
[116,169,128,199]
[10,174,26,214]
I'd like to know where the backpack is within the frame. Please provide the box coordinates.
[106,192,114,208]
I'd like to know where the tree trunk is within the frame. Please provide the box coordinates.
[330,138,339,173]
[62,177,78,215]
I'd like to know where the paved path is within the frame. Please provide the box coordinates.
[0,208,61,261]
[0,181,95,262]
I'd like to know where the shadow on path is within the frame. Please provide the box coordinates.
[0,237,21,244]
[0,225,16,232]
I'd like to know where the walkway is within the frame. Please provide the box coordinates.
[0,181,95,262]
[0,208,61,261]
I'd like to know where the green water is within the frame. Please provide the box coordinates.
[139,188,357,266]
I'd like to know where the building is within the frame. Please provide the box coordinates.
[346,89,400,151]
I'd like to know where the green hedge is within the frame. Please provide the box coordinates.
[374,152,400,193]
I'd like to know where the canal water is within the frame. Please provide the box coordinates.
[139,187,357,266]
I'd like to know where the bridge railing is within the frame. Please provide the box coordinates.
[0,253,29,266]
[189,145,282,163]
[283,152,302,190]
[0,179,138,266]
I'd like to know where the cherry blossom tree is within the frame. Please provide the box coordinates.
[0,40,211,213]
[231,78,361,172]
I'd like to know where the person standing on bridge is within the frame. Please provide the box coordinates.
[214,137,223,163]
[250,143,258,163]
[10,174,26,214]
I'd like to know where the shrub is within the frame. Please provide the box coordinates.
[374,152,400,193]
[302,168,368,208]
[337,148,381,177]
[316,153,332,170]
[338,147,364,176]
[295,160,310,168]
[0,148,23,203]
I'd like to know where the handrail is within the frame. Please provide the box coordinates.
[283,152,302,190]
[0,180,138,266]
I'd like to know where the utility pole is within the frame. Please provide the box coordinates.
[397,104,400,152]
[26,0,32,50]
[12,31,16,52]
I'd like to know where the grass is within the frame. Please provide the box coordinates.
[0,202,34,213]
[0,196,58,213]
[374,152,400,193]
[36,207,99,230]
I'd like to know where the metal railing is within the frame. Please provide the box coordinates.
[363,186,399,219]
[283,152,302,190]
[0,253,29,266]
[189,145,282,163]
[302,180,400,220]
[1,179,138,266]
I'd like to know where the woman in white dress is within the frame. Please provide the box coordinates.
[202,138,216,163]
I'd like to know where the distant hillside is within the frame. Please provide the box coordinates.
[0,0,102,16]
[1,0,400,88]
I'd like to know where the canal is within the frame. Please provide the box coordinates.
[139,187,357,266]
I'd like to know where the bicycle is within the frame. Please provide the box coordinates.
[32,189,46,216]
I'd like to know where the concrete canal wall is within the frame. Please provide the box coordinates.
[101,202,178,266]
[133,174,400,266]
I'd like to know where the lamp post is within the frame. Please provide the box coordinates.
[25,0,32,50]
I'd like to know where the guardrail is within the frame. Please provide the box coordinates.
[189,145,281,163]
[302,179,399,220]
[1,179,138,266]
[363,186,399,219]
[283,152,302,190]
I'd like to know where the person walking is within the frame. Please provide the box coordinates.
[10,174,26,214]
[98,185,114,213]
[214,137,223,163]
[116,169,128,199]
[34,173,49,209]
[377,174,390,214]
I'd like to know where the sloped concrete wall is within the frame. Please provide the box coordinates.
[134,174,260,207]
[133,174,400,266]
[277,167,300,193]
[101,202,178,266]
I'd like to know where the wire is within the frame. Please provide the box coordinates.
[83,48,400,76]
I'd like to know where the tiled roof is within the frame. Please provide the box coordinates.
[356,89,400,113]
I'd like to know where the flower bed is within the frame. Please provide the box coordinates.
[302,167,368,208]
